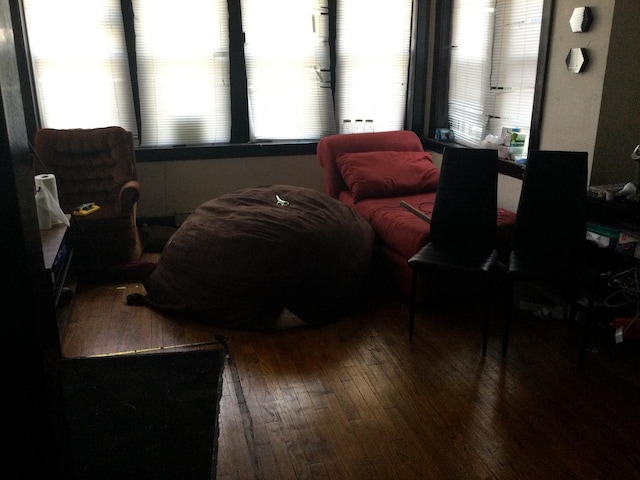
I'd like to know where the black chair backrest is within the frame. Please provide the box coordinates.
[429,147,498,251]
[513,150,588,261]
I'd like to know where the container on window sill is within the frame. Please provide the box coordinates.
[364,120,374,133]
[435,128,455,142]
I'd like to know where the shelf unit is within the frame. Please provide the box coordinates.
[40,220,73,308]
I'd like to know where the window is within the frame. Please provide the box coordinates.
[23,0,136,135]
[335,0,413,134]
[133,0,231,146]
[447,0,544,150]
[241,0,335,141]
[22,0,413,148]
[21,0,550,167]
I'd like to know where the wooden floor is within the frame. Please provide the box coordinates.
[60,255,640,480]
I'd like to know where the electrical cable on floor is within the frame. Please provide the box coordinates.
[604,266,640,307]
[603,266,640,340]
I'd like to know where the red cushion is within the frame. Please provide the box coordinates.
[354,193,435,259]
[336,151,439,202]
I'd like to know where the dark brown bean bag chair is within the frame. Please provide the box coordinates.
[132,185,376,329]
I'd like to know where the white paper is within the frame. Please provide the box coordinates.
[35,174,70,227]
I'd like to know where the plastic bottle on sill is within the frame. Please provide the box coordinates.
[364,119,374,133]
[354,119,364,134]
[341,119,352,134]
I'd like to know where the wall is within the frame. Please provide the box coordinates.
[137,0,633,221]
[540,0,612,181]
[540,0,640,186]
[137,154,326,220]
[137,146,523,219]
[591,1,640,186]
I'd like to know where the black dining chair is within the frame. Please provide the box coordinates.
[501,150,597,365]
[408,147,499,356]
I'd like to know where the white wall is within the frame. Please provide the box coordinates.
[591,1,640,185]
[540,0,640,186]
[539,0,612,186]
[137,149,521,220]
[137,154,325,219]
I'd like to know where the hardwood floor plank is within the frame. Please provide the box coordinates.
[60,263,640,479]
[217,368,260,479]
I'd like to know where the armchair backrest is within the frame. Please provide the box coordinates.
[317,130,424,198]
[33,126,137,213]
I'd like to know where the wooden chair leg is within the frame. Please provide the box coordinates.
[409,269,418,341]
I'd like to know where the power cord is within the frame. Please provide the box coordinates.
[604,266,640,307]
[603,266,640,342]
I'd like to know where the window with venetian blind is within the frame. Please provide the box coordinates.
[448,0,544,149]
[23,0,413,147]
[23,0,137,136]
[335,0,413,134]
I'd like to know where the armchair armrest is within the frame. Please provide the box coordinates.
[116,180,141,214]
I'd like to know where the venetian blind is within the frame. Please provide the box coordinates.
[23,0,136,136]
[241,0,334,141]
[132,0,231,146]
[335,0,413,134]
[449,0,543,147]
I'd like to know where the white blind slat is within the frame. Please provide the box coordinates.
[133,0,230,147]
[336,0,413,133]
[449,0,543,148]
[241,0,334,141]
[488,0,543,140]
[25,1,414,146]
[23,0,136,137]
[448,0,494,146]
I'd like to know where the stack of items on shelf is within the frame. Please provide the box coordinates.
[587,182,640,257]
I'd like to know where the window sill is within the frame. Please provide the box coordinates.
[135,141,318,162]
[135,137,525,180]
[421,138,525,180]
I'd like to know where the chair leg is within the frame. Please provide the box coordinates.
[409,269,418,341]
[502,278,514,357]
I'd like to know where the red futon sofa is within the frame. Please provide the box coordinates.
[317,130,516,297]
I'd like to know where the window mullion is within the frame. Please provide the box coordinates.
[120,0,141,145]
[227,0,250,143]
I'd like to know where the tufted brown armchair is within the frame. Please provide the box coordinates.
[33,126,142,269]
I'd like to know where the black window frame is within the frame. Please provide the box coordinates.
[15,0,551,180]
[424,0,553,179]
